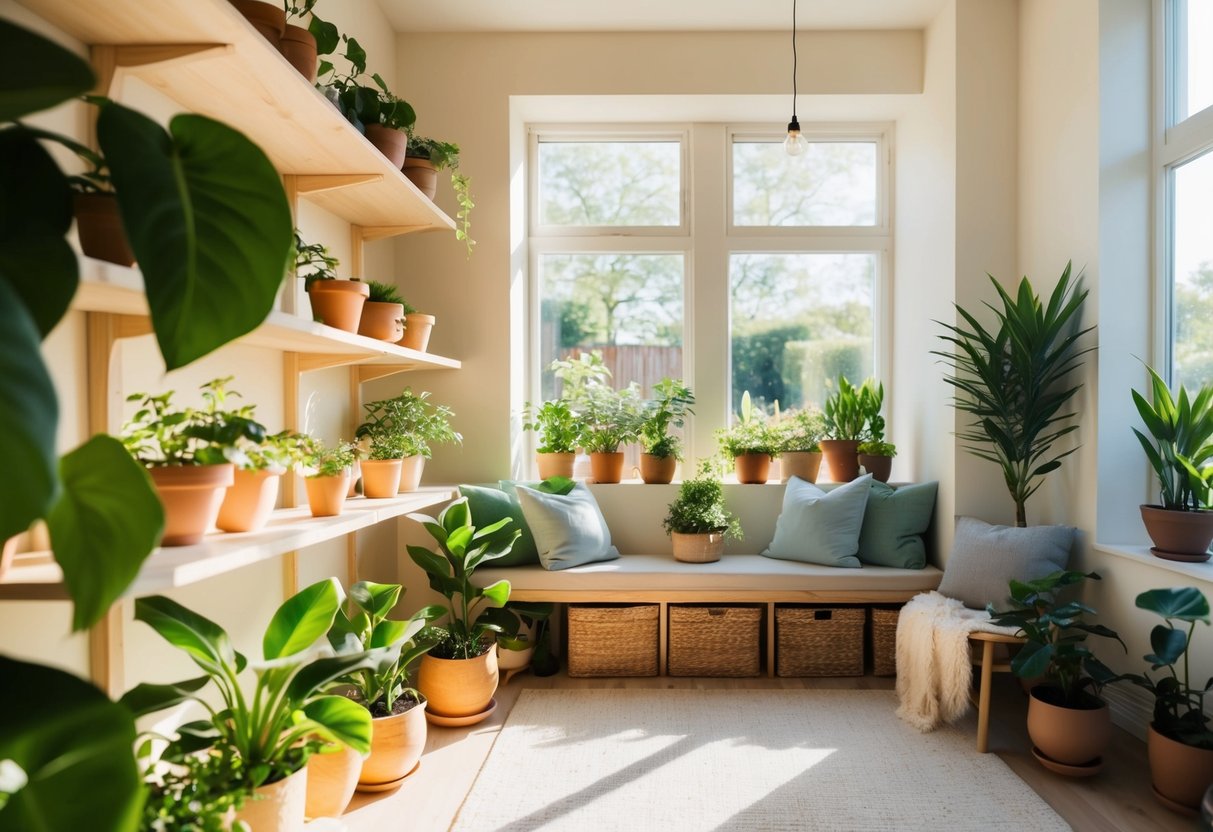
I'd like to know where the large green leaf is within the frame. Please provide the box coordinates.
[117,675,210,718]
[480,579,511,608]
[0,657,142,832]
[303,695,373,755]
[0,279,57,543]
[1137,587,1211,622]
[0,20,94,121]
[1146,624,1188,668]
[284,652,377,703]
[96,103,292,370]
[134,595,235,675]
[350,581,401,621]
[46,435,164,631]
[264,578,341,660]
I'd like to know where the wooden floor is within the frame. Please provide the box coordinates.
[342,673,1190,832]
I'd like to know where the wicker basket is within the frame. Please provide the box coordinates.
[567,605,660,677]
[776,606,865,677]
[870,607,901,676]
[668,606,761,677]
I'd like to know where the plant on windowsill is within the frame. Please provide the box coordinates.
[406,135,475,256]
[522,399,584,479]
[775,406,826,483]
[296,436,357,517]
[638,378,694,484]
[716,391,780,484]
[581,383,646,483]
[294,230,368,333]
[821,375,882,483]
[662,464,743,563]
[357,279,406,343]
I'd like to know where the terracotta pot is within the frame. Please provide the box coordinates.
[365,124,408,168]
[1026,687,1111,768]
[1149,724,1213,812]
[148,464,234,546]
[417,650,498,720]
[590,452,625,483]
[497,644,534,671]
[820,439,861,482]
[229,0,286,43]
[639,453,676,484]
[536,452,575,479]
[361,458,403,498]
[402,157,439,200]
[235,766,306,830]
[671,531,725,563]
[859,454,893,483]
[216,468,280,533]
[358,301,405,342]
[397,455,425,492]
[0,537,16,581]
[305,472,350,517]
[780,451,822,484]
[1140,505,1213,560]
[358,698,428,791]
[277,23,317,82]
[733,453,771,484]
[74,193,134,267]
[308,280,369,333]
[306,744,361,819]
[399,313,436,353]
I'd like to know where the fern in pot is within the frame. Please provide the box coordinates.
[638,378,694,484]
[663,466,742,563]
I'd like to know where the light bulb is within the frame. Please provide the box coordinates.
[784,117,807,156]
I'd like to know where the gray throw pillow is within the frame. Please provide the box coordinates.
[761,475,873,568]
[937,516,1075,609]
[514,482,620,571]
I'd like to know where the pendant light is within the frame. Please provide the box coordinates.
[784,0,807,156]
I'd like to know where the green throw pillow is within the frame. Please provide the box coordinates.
[857,481,938,569]
[458,478,578,568]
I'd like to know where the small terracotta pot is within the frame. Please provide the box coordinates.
[306,744,361,818]
[734,453,771,484]
[277,23,317,82]
[148,464,234,546]
[74,193,135,267]
[671,531,725,563]
[229,0,286,43]
[780,451,822,484]
[399,455,425,492]
[1140,505,1213,560]
[308,279,369,333]
[819,439,861,482]
[361,458,403,498]
[639,453,676,484]
[365,125,408,169]
[417,650,498,721]
[216,468,280,533]
[1149,724,1213,812]
[234,766,306,830]
[0,537,17,581]
[358,301,404,342]
[358,698,428,791]
[402,157,439,200]
[590,452,625,483]
[859,454,893,483]
[1026,687,1111,768]
[305,472,350,517]
[399,313,436,353]
[536,452,575,479]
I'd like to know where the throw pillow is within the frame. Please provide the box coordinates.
[857,481,939,569]
[937,516,1075,609]
[515,482,620,571]
[762,475,873,568]
[459,484,537,567]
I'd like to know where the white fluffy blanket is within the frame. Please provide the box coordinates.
[894,591,1021,732]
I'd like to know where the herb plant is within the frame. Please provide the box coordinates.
[552,352,612,405]
[1131,366,1213,512]
[776,407,826,453]
[858,440,897,457]
[580,384,646,454]
[297,436,357,478]
[293,230,341,289]
[121,378,266,467]
[716,391,780,458]
[356,390,461,459]
[522,400,583,454]
[641,379,694,460]
[662,473,742,539]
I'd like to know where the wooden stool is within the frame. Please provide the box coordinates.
[968,631,1027,752]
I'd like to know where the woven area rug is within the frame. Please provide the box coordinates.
[451,689,1069,831]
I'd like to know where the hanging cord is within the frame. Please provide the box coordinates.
[791,0,798,120]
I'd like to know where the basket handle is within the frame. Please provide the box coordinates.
[814,610,833,621]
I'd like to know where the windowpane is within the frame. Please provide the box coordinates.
[539,253,684,398]
[732,141,877,227]
[537,141,681,226]
[1172,149,1213,389]
[730,253,876,415]
[1175,0,1213,122]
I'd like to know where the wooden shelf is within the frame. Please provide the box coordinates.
[0,487,458,601]
[18,0,455,235]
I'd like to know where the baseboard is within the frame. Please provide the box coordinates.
[1103,684,1153,741]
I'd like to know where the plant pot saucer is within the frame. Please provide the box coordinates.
[354,761,421,794]
[1149,547,1211,563]
[1030,746,1103,777]
[426,697,497,727]
[1151,784,1199,816]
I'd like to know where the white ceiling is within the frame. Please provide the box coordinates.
[379,0,948,33]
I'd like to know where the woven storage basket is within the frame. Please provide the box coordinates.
[870,607,900,676]
[776,606,865,677]
[567,605,659,677]
[668,606,761,677]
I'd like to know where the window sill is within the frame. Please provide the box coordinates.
[1092,542,1213,584]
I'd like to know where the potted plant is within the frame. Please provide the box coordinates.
[210,375,295,533]
[138,742,252,832]
[988,570,1123,774]
[406,135,475,256]
[120,579,375,832]
[821,375,881,483]
[121,378,265,546]
[495,603,553,675]
[858,441,897,484]
[360,390,461,492]
[775,406,825,483]
[639,378,694,484]
[298,437,357,517]
[361,77,415,168]
[398,297,436,353]
[662,468,743,563]
[933,263,1093,526]
[407,499,522,723]
[522,399,582,479]
[1116,587,1213,812]
[716,391,779,484]
[295,231,368,333]
[1131,366,1213,561]
[581,383,645,483]
[355,398,411,498]
[230,0,287,44]
[279,0,319,81]
[358,279,406,342]
[852,379,893,482]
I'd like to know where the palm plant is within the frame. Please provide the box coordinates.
[933,263,1094,526]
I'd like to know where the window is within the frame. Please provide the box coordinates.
[1171,0,1213,122]
[731,140,879,227]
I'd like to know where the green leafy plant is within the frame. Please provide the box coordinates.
[138,745,252,832]
[716,391,780,458]
[1115,588,1212,749]
[551,351,612,405]
[293,230,341,289]
[1131,365,1213,511]
[823,375,883,442]
[121,378,266,467]
[933,263,1093,527]
[522,399,583,454]
[365,279,405,305]
[988,571,1123,709]
[776,406,826,453]
[662,472,742,539]
[282,0,318,22]
[641,378,694,460]
[242,430,299,473]
[580,383,646,454]
[407,135,474,256]
[296,436,357,478]
[356,389,461,460]
[857,440,897,457]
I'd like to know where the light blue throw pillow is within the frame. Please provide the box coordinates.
[514,482,620,571]
[762,475,874,568]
